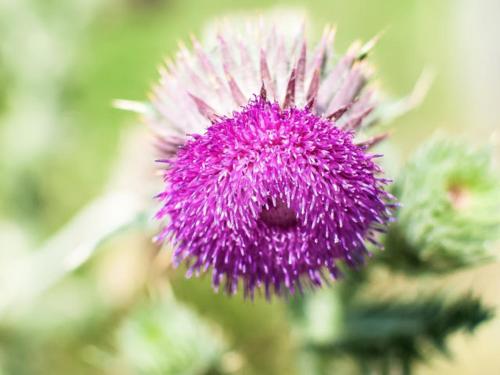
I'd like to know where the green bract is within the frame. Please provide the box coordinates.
[117,298,227,375]
[389,136,500,271]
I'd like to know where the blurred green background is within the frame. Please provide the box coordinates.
[0,0,499,374]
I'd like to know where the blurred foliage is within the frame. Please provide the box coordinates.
[1,0,500,375]
[290,290,492,374]
[116,295,228,375]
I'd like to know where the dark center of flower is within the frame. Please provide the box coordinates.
[259,198,298,229]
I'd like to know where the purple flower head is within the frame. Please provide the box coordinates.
[148,19,394,298]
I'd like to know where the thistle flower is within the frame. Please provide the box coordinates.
[389,136,500,271]
[144,19,395,297]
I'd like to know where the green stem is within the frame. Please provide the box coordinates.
[401,358,412,375]
[380,357,390,375]
[360,361,370,375]
[0,192,147,315]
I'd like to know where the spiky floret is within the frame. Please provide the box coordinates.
[146,19,395,297]
[156,95,392,297]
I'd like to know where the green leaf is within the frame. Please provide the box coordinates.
[293,293,492,374]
